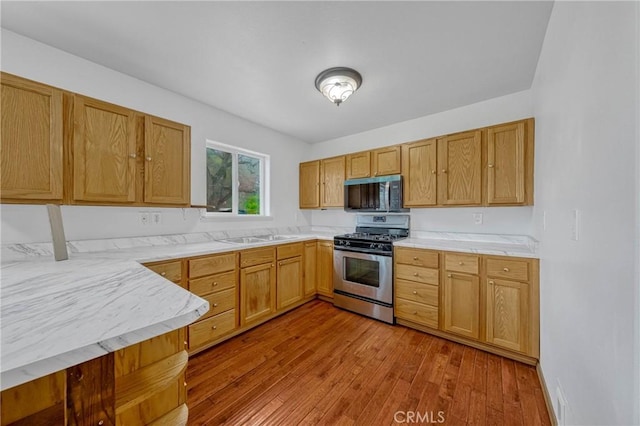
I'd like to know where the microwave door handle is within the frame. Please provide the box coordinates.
[385,181,390,213]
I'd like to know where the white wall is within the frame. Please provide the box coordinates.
[308,90,535,236]
[531,2,639,425]
[0,30,310,243]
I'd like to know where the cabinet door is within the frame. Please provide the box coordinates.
[485,278,529,353]
[299,160,320,208]
[437,130,481,205]
[346,151,371,179]
[316,241,334,297]
[73,95,137,203]
[144,116,190,205]
[277,256,303,310]
[0,370,65,424]
[486,122,525,204]
[442,272,480,339]
[1,73,63,201]
[372,146,401,176]
[320,156,345,207]
[401,139,437,206]
[240,262,276,326]
[304,241,317,297]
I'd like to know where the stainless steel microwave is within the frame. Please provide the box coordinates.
[344,175,408,212]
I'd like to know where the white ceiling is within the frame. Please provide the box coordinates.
[1,1,553,143]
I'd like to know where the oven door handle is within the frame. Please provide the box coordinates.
[336,249,389,262]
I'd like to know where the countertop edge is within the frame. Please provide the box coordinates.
[1,300,208,391]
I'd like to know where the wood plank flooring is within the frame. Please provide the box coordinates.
[187,300,550,425]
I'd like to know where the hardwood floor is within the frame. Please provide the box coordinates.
[186,300,550,425]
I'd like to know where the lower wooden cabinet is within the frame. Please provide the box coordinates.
[1,329,188,426]
[442,271,480,340]
[303,241,317,297]
[188,310,237,349]
[241,261,277,326]
[276,258,303,309]
[316,241,334,298]
[485,278,530,353]
[394,247,539,363]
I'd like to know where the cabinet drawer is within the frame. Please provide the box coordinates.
[486,257,530,282]
[189,271,236,296]
[145,260,182,283]
[395,264,439,285]
[395,299,438,329]
[277,242,303,260]
[189,253,236,278]
[198,288,236,321]
[396,279,439,307]
[444,253,479,275]
[395,247,439,268]
[189,309,236,350]
[241,247,276,268]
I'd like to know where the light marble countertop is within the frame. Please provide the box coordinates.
[1,227,536,391]
[395,232,538,258]
[1,257,209,391]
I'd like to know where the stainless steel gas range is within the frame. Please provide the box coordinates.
[332,214,409,324]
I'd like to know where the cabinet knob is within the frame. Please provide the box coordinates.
[279,262,283,266]
[413,311,418,315]
[413,256,418,260]
[146,156,152,161]
[441,169,447,174]
[160,272,166,276]
[272,264,275,267]
[98,421,104,426]
[431,170,436,174]
[183,340,188,347]
[413,272,419,277]
[503,267,510,272]
[184,381,188,387]
[488,164,495,168]
[213,303,218,307]
[489,280,495,285]
[212,325,217,330]
[213,282,218,286]
[129,153,137,159]
[458,261,464,265]
[412,290,417,295]
[447,274,452,278]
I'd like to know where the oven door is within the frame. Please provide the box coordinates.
[333,249,393,304]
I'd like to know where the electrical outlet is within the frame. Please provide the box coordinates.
[151,212,162,226]
[473,213,483,225]
[556,384,568,425]
[571,209,580,241]
[139,212,150,226]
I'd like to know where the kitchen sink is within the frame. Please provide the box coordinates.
[219,235,298,244]
[220,236,268,244]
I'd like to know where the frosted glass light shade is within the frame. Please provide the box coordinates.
[314,67,363,106]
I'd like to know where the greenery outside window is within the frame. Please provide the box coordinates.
[206,141,269,216]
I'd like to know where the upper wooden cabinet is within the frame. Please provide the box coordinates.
[1,73,63,202]
[319,156,345,208]
[73,95,137,203]
[437,130,482,205]
[74,96,191,206]
[402,139,437,207]
[485,119,533,205]
[371,146,401,176]
[144,115,190,205]
[345,146,401,180]
[1,73,191,207]
[299,160,320,208]
[345,151,371,179]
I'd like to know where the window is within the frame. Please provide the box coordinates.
[205,141,269,216]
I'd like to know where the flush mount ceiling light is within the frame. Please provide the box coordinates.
[314,67,363,106]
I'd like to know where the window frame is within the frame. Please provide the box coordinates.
[204,140,270,218]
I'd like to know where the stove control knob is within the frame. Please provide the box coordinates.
[345,241,350,246]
